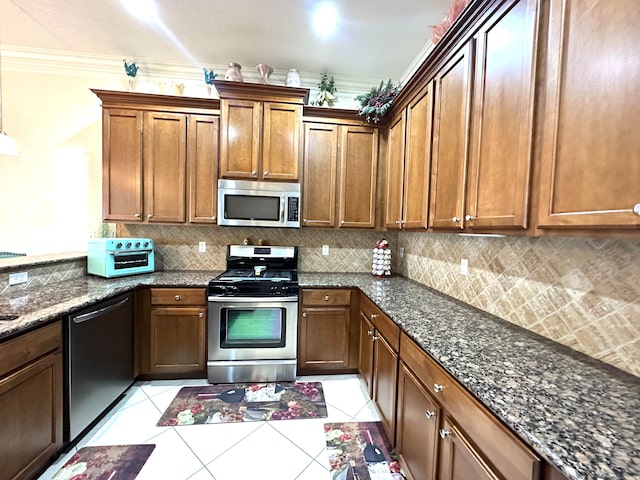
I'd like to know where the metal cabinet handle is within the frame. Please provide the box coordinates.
[465,214,474,221]
[425,410,435,420]
[434,383,445,393]
[371,335,378,342]
[175,295,181,301]
[452,216,460,223]
[134,213,141,218]
[439,429,451,439]
[633,204,640,216]
[198,312,203,318]
[367,330,374,336]
[251,170,257,175]
[147,214,153,219]
[340,220,345,225]
[212,216,216,221]
[264,171,269,176]
[303,219,308,224]
[370,313,379,320]
[325,295,330,301]
[302,312,307,317]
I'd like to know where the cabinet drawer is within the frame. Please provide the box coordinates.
[360,294,399,351]
[150,288,206,306]
[302,289,351,306]
[400,332,541,480]
[0,321,62,378]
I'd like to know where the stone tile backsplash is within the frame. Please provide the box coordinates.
[397,232,640,377]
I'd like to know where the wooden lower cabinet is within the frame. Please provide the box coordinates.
[358,312,374,395]
[0,321,63,480]
[396,363,440,480]
[137,288,207,378]
[298,289,358,373]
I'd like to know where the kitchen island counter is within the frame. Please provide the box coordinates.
[1,271,638,479]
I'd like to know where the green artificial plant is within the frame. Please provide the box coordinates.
[355,79,401,123]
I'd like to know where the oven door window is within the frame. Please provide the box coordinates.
[224,194,280,221]
[220,308,286,348]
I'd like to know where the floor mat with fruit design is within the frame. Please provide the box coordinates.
[325,421,405,480]
[52,445,155,480]
[157,382,327,425]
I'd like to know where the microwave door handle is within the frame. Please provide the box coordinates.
[280,197,285,222]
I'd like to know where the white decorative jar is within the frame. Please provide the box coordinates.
[285,69,301,87]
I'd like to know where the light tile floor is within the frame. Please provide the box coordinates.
[38,374,380,480]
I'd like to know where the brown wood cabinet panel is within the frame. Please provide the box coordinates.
[299,306,351,369]
[262,102,301,181]
[358,312,375,396]
[538,0,640,228]
[438,416,499,480]
[188,114,219,224]
[102,109,143,222]
[430,42,474,230]
[0,322,62,480]
[396,362,440,480]
[372,333,398,442]
[384,111,406,229]
[149,306,206,375]
[302,123,338,227]
[143,112,187,223]
[466,0,537,229]
[219,98,262,179]
[302,288,351,306]
[338,126,379,228]
[150,288,206,306]
[403,85,433,230]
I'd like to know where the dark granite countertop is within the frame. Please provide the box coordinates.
[1,271,638,480]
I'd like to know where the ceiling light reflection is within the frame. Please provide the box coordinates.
[313,2,338,37]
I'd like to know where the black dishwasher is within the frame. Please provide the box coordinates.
[64,291,134,443]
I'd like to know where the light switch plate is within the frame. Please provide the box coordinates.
[198,241,206,253]
[460,259,469,276]
[9,272,28,285]
[322,245,329,256]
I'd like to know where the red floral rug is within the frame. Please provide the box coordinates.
[52,445,155,480]
[325,422,404,480]
[157,382,327,426]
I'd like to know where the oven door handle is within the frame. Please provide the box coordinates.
[207,296,298,303]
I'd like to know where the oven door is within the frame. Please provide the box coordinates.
[207,296,298,362]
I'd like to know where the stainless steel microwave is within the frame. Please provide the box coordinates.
[217,179,301,228]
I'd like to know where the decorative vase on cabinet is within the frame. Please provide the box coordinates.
[224,62,243,82]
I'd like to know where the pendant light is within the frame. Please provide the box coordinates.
[0,38,18,157]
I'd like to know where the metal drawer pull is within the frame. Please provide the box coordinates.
[370,313,379,320]
[425,410,435,420]
[439,429,451,439]
[199,312,203,318]
[175,295,181,301]
[434,383,445,393]
[633,203,640,216]
[465,214,474,221]
[371,335,378,341]
[325,295,330,301]
[302,312,307,317]
[452,216,460,223]
[367,330,374,336]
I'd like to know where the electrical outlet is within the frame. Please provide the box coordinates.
[9,272,28,285]
[460,259,469,276]
[198,241,206,253]
[322,245,329,256]
[399,247,405,259]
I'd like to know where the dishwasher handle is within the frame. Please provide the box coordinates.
[72,295,131,324]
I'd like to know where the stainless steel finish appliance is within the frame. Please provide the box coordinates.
[207,245,299,383]
[65,292,134,443]
[87,238,154,278]
[217,179,301,228]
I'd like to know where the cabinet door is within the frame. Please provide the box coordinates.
[537,0,640,228]
[358,312,375,396]
[396,363,440,480]
[143,112,187,223]
[430,42,474,230]
[262,102,301,181]
[299,306,351,370]
[384,112,406,230]
[338,126,379,228]
[149,307,206,375]
[466,0,537,229]
[188,115,219,224]
[0,352,63,480]
[403,84,433,230]
[219,99,262,179]
[438,416,500,480]
[302,123,338,227]
[373,334,398,442]
[102,109,143,222]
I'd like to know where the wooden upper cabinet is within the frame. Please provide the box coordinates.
[143,112,187,223]
[384,111,406,230]
[338,125,379,228]
[430,41,474,230]
[537,0,640,228]
[219,99,261,179]
[263,102,302,181]
[102,109,143,222]
[302,122,338,227]
[215,80,308,182]
[385,84,433,231]
[188,115,219,224]
[466,0,538,230]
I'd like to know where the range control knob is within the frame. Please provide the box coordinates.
[135,241,141,248]
[116,242,123,249]
[143,241,149,247]
[126,242,132,248]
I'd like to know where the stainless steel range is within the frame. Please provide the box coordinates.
[207,245,299,384]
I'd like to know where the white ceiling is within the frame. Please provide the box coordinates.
[0,0,452,91]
